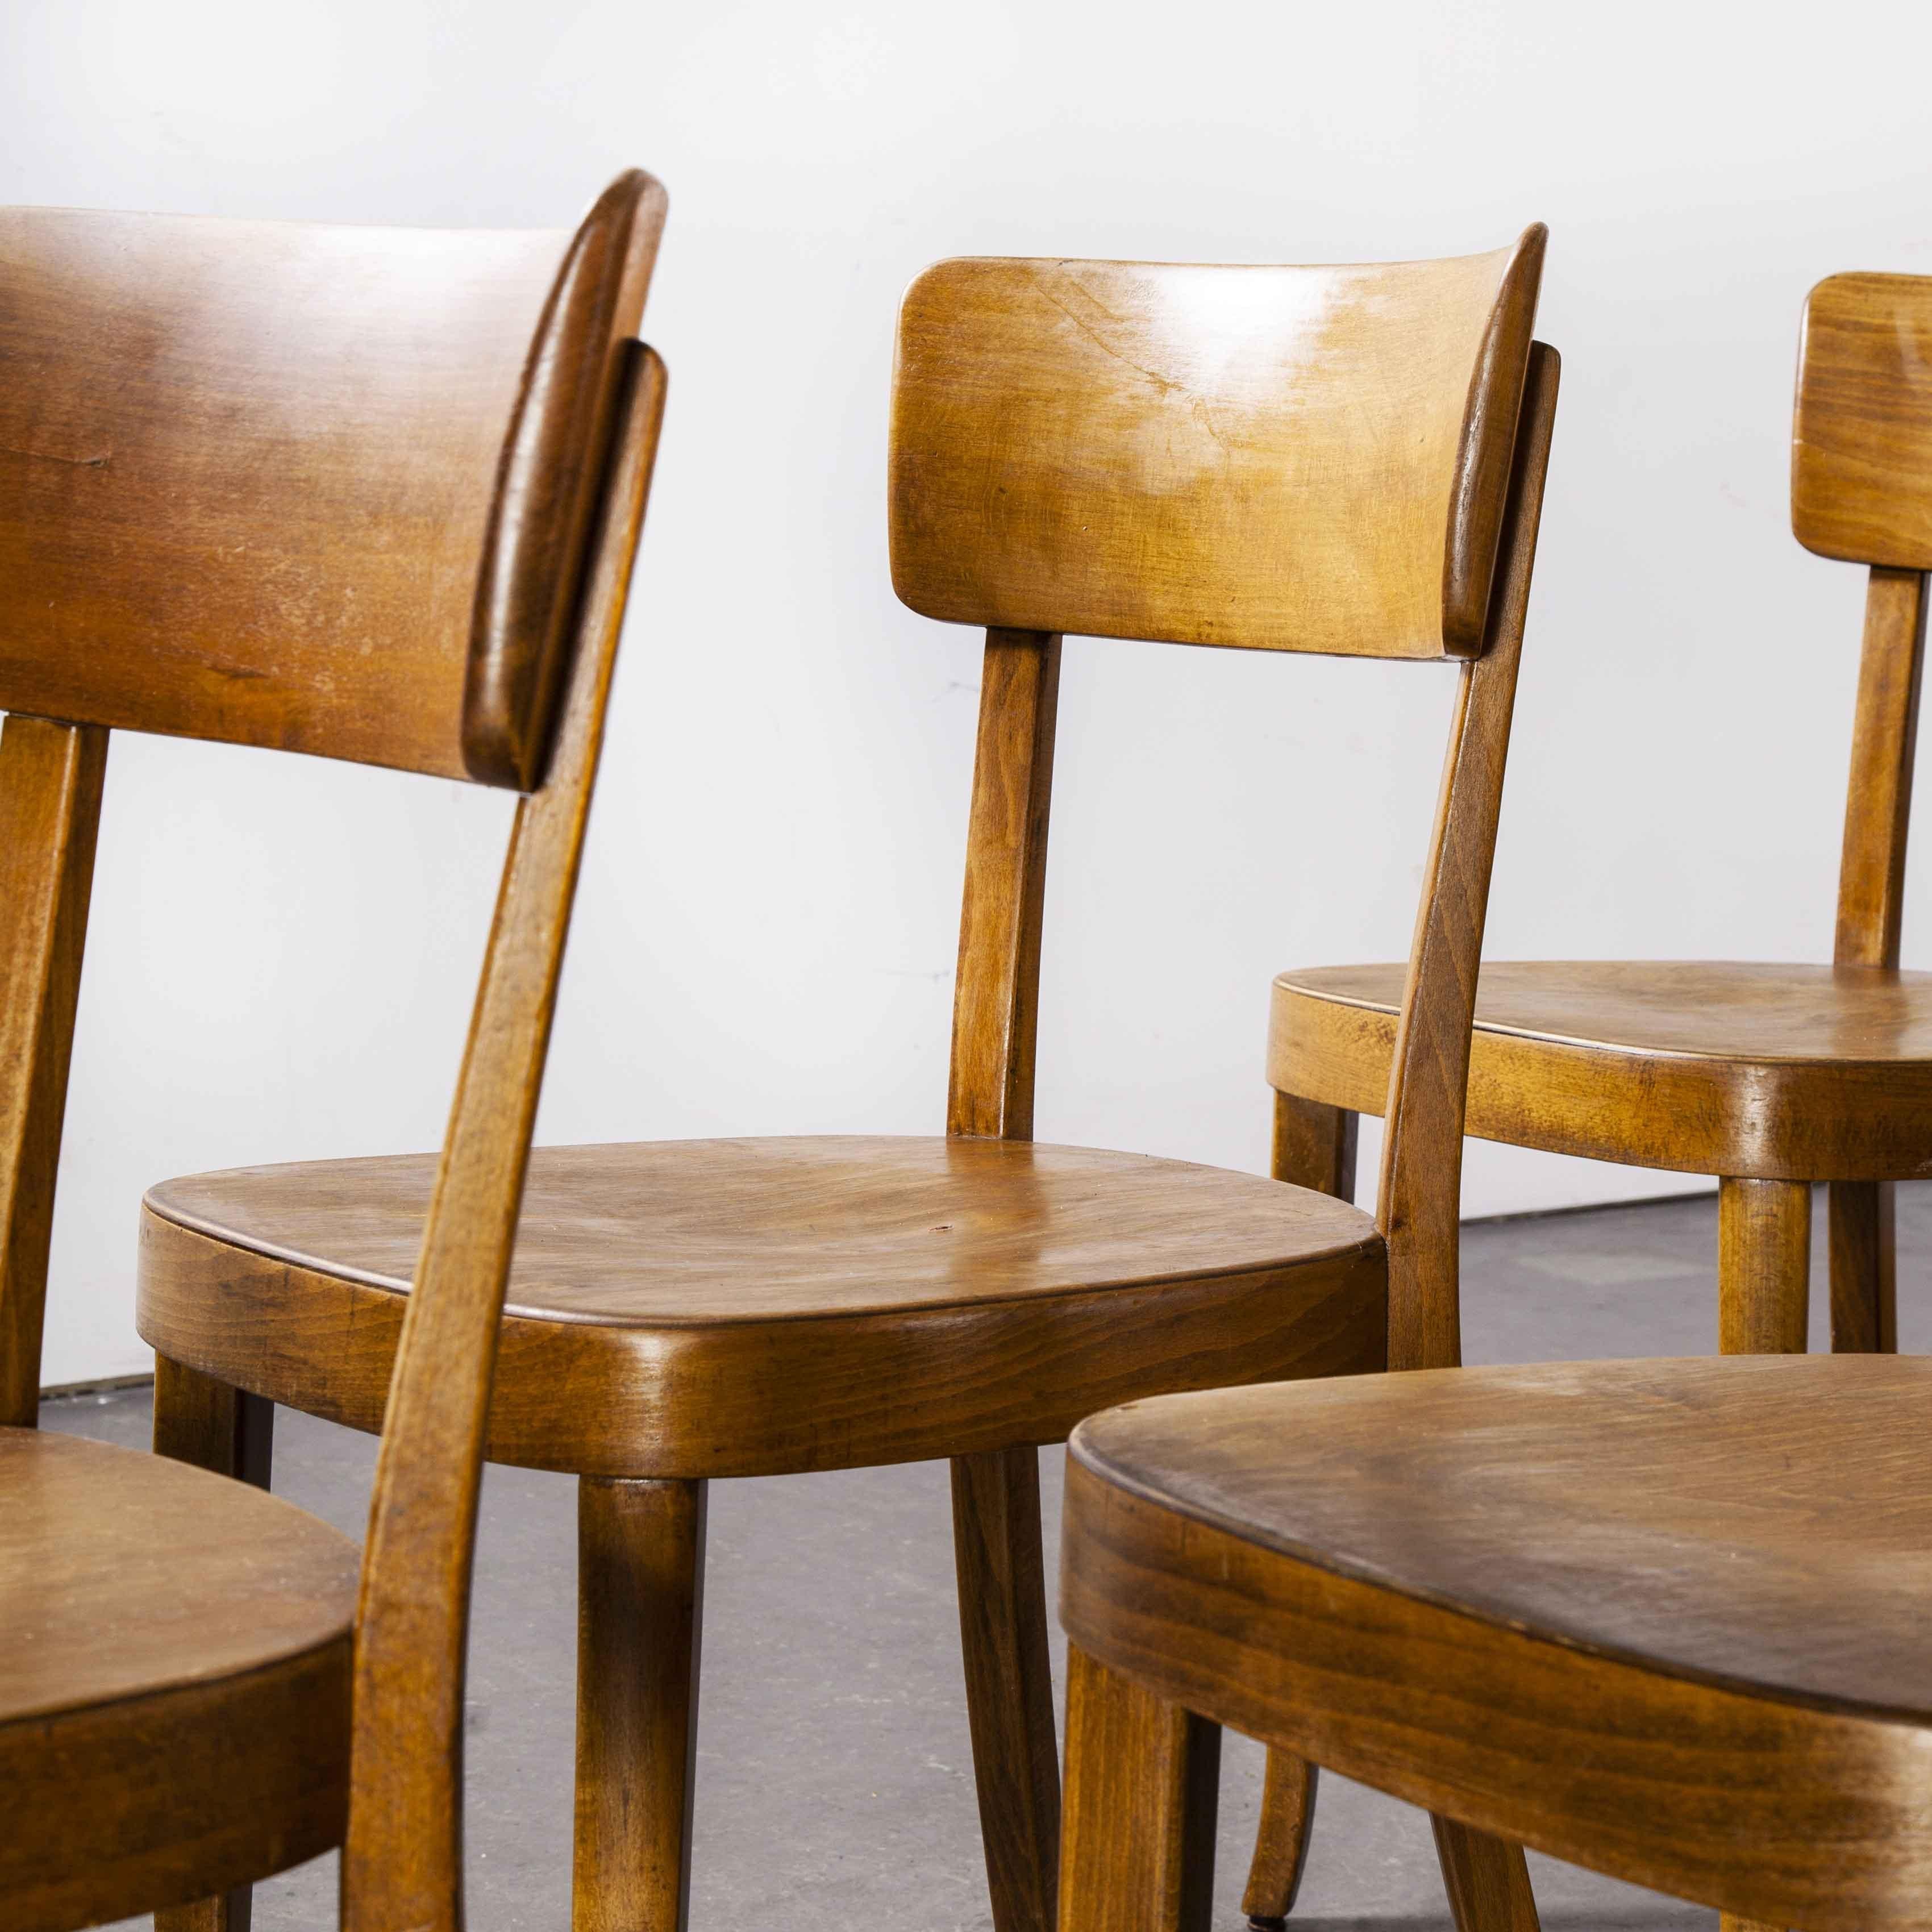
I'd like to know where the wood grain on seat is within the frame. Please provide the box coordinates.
[0,1429,356,1932]
[1269,959,1932,1179]
[1061,1356,1932,1932]
[139,1138,1387,1477]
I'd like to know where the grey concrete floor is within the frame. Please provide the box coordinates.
[49,1182,1932,1932]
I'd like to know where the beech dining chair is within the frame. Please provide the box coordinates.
[1239,272,1932,1926]
[1267,273,1932,1365]
[138,229,1554,1932]
[0,172,667,1932]
[1061,1353,1932,1932]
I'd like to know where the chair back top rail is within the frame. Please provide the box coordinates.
[889,227,1544,662]
[0,172,663,789]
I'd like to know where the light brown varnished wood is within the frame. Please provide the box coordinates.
[1059,1644,1219,1932]
[343,337,668,1932]
[1268,272,1932,1425]
[1793,274,1932,571]
[1834,568,1927,966]
[1240,1748,1317,1929]
[152,1357,277,1932]
[1272,959,1932,1180]
[1829,565,1927,1352]
[1431,1818,1542,1932]
[139,234,1553,1932]
[1247,1089,1356,1930]
[141,1138,1388,1478]
[889,233,1544,660]
[573,1478,706,1932]
[0,1429,356,1932]
[1269,1092,1358,1201]
[952,1446,1063,1932]
[948,629,1060,1140]
[1830,1181,1897,1352]
[0,716,105,1429]
[1,177,669,1932]
[1717,1179,1810,1354]
[1378,342,1557,1372]
[1061,1355,1932,1932]
[943,616,1065,1932]
[0,177,661,790]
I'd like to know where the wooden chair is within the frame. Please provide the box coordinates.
[1240,272,1932,1929]
[137,231,1555,1932]
[1060,1351,1932,1932]
[1267,272,1932,1370]
[0,174,668,1932]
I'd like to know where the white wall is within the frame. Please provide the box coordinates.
[6,0,1929,1384]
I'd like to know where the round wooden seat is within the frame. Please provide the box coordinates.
[1271,959,1932,1178]
[138,1135,1385,1481]
[0,1428,357,1932]
[1063,1354,1932,1931]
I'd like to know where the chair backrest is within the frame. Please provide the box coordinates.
[890,233,1559,1372]
[0,177,659,789]
[890,232,1544,660]
[0,173,670,1932]
[1791,273,1932,975]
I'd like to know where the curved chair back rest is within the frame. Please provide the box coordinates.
[1794,274,1932,572]
[0,175,659,789]
[1790,273,1932,976]
[0,173,671,1932]
[889,230,1544,660]
[894,234,1559,1373]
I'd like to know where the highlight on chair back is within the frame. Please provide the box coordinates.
[0,172,668,1932]
[138,228,1552,1932]
[1267,272,1932,1375]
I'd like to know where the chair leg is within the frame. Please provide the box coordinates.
[1242,1092,1356,1925]
[1717,1178,1812,1355]
[1059,1643,1219,1932]
[1271,1092,1359,1203]
[952,1445,1061,1932]
[1828,1179,1897,1354]
[1431,1818,1541,1932]
[573,1477,707,1932]
[1240,1750,1317,1929]
[152,1355,274,1932]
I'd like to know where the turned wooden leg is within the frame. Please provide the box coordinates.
[1432,1818,1541,1932]
[152,1355,275,1932]
[952,1445,1061,1932]
[1059,1643,1219,1932]
[1242,1091,1356,1926]
[1829,1179,1896,1354]
[573,1477,707,1932]
[1718,1179,1812,1355]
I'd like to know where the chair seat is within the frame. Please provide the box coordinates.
[1063,1355,1932,1931]
[1270,959,1932,1177]
[137,1135,1385,1480]
[0,1429,356,1932]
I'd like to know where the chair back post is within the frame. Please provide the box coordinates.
[342,340,667,1932]
[1372,343,1562,1371]
[0,715,107,1426]
[1792,272,1932,969]
[948,627,1062,1139]
[1835,569,1929,968]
